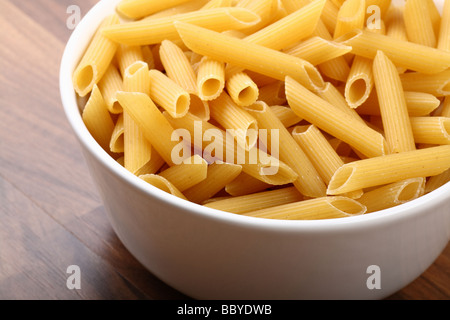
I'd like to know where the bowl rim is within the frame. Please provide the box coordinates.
[60,0,450,232]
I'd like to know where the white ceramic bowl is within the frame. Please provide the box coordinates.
[60,0,450,299]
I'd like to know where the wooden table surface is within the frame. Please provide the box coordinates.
[0,0,448,300]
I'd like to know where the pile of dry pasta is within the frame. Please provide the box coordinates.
[75,0,450,220]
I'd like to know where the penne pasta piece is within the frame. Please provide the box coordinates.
[244,101,327,197]
[403,0,436,47]
[148,69,190,118]
[425,168,450,193]
[442,96,450,118]
[197,57,225,101]
[344,56,373,109]
[122,61,152,174]
[438,0,450,51]
[110,113,124,153]
[134,147,166,176]
[224,172,272,196]
[209,92,259,151]
[225,71,259,107]
[116,45,143,77]
[97,64,123,114]
[292,125,363,199]
[320,0,339,34]
[258,81,286,106]
[270,105,302,128]
[358,178,426,213]
[204,186,303,214]
[73,14,120,97]
[201,0,234,10]
[243,196,366,220]
[139,174,187,200]
[285,76,387,158]
[385,4,408,73]
[235,0,279,35]
[358,91,441,117]
[82,85,115,154]
[116,0,192,19]
[116,91,181,166]
[142,0,210,19]
[333,0,365,39]
[183,162,243,203]
[174,21,326,91]
[426,0,442,36]
[242,0,326,50]
[372,50,415,153]
[102,7,261,46]
[410,117,450,145]
[312,18,350,82]
[164,112,299,186]
[284,36,352,66]
[399,69,450,97]
[336,29,450,74]
[159,40,210,120]
[315,82,365,124]
[327,145,450,195]
[159,155,208,192]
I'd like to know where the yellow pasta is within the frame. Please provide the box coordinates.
[209,92,259,151]
[336,28,450,74]
[73,14,120,97]
[327,145,450,195]
[158,155,208,192]
[399,69,450,97]
[116,0,192,19]
[148,69,190,118]
[122,61,152,174]
[344,56,374,109]
[312,17,350,82]
[139,174,187,200]
[410,117,450,145]
[196,57,225,101]
[372,50,415,153]
[116,91,181,167]
[81,85,115,154]
[333,0,365,39]
[270,105,303,128]
[358,178,426,213]
[174,21,326,91]
[285,76,387,158]
[102,7,261,46]
[243,196,366,220]
[403,0,436,47]
[244,101,327,198]
[224,172,272,196]
[442,96,450,118]
[425,168,450,193]
[235,0,279,35]
[76,0,450,221]
[315,82,365,124]
[204,186,303,213]
[110,113,124,153]
[358,91,441,117]
[116,45,143,77]
[225,71,260,107]
[438,0,450,51]
[258,81,286,106]
[159,40,210,120]
[183,162,243,203]
[164,112,299,186]
[284,36,352,66]
[242,0,326,50]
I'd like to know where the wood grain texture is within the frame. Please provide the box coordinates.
[0,0,448,300]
